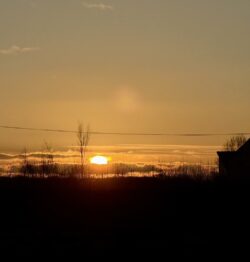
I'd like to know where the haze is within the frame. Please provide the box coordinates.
[1,0,250,150]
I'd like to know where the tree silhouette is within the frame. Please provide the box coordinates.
[21,148,29,177]
[223,135,247,151]
[77,123,90,178]
[40,142,55,177]
[20,148,36,177]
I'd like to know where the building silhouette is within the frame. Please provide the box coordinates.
[217,139,250,176]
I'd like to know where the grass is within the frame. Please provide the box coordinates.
[0,175,249,259]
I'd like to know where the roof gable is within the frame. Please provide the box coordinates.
[237,139,250,153]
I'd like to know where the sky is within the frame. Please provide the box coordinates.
[0,0,250,153]
[0,144,219,173]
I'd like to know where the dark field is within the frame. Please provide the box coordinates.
[0,176,249,259]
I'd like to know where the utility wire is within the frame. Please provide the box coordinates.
[0,125,249,137]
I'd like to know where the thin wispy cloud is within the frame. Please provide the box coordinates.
[82,2,114,11]
[0,45,40,55]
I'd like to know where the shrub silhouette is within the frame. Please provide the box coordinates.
[20,148,37,177]
[38,142,59,177]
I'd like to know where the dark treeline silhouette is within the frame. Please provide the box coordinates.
[17,162,161,178]
[19,144,58,178]
[15,161,215,178]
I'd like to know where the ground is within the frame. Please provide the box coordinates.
[0,176,249,259]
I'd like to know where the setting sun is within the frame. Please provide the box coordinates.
[90,156,109,165]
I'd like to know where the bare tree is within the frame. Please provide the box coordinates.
[223,135,247,151]
[21,148,29,177]
[20,148,36,177]
[44,142,54,167]
[40,141,55,177]
[77,123,90,178]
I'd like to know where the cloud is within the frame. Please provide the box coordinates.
[0,154,16,160]
[82,2,114,11]
[0,45,40,55]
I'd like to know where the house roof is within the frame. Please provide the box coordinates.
[217,151,237,157]
[217,138,250,156]
[237,139,250,153]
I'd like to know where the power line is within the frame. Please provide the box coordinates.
[0,125,250,137]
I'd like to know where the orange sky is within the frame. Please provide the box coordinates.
[0,0,250,152]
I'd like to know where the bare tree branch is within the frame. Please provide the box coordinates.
[223,135,247,151]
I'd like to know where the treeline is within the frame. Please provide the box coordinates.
[16,158,215,178]
[17,160,162,178]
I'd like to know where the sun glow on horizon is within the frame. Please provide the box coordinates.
[90,155,109,165]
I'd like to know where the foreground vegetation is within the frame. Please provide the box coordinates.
[3,161,217,178]
[0,174,249,259]
[0,135,248,258]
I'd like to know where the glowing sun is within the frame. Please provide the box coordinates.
[90,156,109,165]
